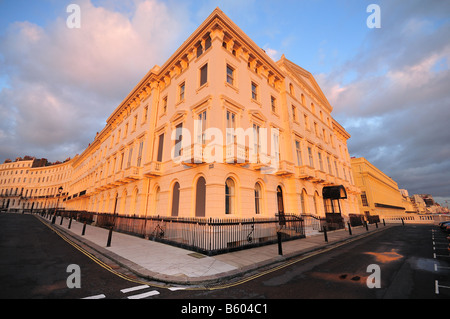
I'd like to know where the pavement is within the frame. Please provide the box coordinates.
[37,213,396,287]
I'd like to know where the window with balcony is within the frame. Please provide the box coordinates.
[308,147,314,168]
[137,140,144,167]
[157,134,164,162]
[318,152,324,171]
[334,160,340,178]
[226,111,236,145]
[327,156,332,174]
[119,152,124,170]
[174,123,183,158]
[253,123,260,156]
[272,130,280,163]
[197,111,207,145]
[127,147,133,168]
[295,141,302,166]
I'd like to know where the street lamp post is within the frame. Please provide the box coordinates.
[51,187,63,224]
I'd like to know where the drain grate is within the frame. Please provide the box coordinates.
[187,252,207,259]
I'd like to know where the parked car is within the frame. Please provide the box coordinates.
[444,224,450,233]
[439,221,450,229]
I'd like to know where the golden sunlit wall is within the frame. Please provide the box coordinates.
[351,157,409,218]
[0,159,72,211]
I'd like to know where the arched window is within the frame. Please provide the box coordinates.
[154,186,160,215]
[120,190,127,215]
[171,182,180,217]
[254,183,262,215]
[276,186,284,215]
[225,178,235,215]
[300,188,307,215]
[112,193,119,215]
[131,188,139,216]
[195,177,206,217]
[289,83,295,96]
[314,191,320,215]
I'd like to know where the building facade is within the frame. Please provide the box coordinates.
[1,8,360,221]
[0,157,71,212]
[351,157,412,218]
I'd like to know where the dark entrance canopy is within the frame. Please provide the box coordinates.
[322,185,347,200]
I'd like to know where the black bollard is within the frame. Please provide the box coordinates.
[277,232,283,255]
[383,219,386,226]
[106,227,113,247]
[60,215,63,225]
[365,221,369,231]
[82,221,87,236]
[375,222,378,229]
[68,217,72,229]
[347,223,352,236]
[323,226,328,242]
[51,214,56,224]
[401,218,405,226]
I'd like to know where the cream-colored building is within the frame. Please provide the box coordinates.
[1,8,360,221]
[0,157,71,211]
[351,157,411,218]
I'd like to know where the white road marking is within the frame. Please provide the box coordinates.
[127,290,160,299]
[120,285,150,293]
[82,294,106,299]
[168,287,187,291]
[435,280,450,295]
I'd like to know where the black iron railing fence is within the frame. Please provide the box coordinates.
[37,210,310,255]
[31,209,382,255]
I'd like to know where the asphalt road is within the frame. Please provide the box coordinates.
[0,213,137,299]
[167,223,450,300]
[1,213,449,304]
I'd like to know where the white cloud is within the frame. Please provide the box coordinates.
[0,0,187,162]
[263,46,281,61]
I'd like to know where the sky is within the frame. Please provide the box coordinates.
[0,0,449,206]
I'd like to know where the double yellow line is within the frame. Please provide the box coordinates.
[35,215,166,289]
